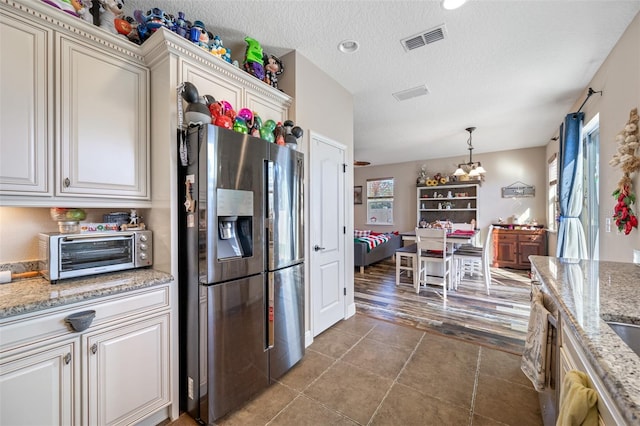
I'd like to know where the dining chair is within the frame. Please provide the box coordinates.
[395,244,418,290]
[453,225,493,295]
[415,227,453,298]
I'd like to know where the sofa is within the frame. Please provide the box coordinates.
[354,233,403,274]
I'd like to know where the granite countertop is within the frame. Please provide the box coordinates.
[529,256,640,424]
[0,269,174,319]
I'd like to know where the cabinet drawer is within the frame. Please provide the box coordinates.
[521,233,544,242]
[0,285,169,353]
[494,233,518,242]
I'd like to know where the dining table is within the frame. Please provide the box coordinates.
[398,229,480,288]
[400,229,479,247]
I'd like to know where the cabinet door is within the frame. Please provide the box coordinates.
[518,233,546,267]
[245,90,288,124]
[0,340,78,426]
[85,313,169,426]
[493,233,518,268]
[518,241,542,267]
[0,11,52,195]
[181,60,243,116]
[57,34,149,199]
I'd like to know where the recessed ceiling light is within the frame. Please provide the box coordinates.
[442,0,467,10]
[338,40,360,53]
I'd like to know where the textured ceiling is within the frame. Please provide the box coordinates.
[126,0,640,166]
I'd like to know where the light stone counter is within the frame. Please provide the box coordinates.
[529,256,640,425]
[0,268,173,319]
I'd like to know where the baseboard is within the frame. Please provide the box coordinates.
[346,302,356,318]
[305,329,313,347]
[136,406,172,426]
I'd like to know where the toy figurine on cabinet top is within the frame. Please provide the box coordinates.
[283,120,303,150]
[71,0,93,22]
[260,119,276,143]
[175,12,190,38]
[243,37,265,81]
[97,0,125,35]
[132,7,173,42]
[190,21,211,51]
[41,0,78,16]
[263,54,284,89]
[180,82,213,125]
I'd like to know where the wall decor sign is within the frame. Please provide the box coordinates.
[354,186,363,204]
[502,181,535,198]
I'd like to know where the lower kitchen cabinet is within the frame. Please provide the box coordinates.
[492,227,547,269]
[0,285,171,426]
[0,340,78,425]
[560,324,625,425]
[85,313,169,425]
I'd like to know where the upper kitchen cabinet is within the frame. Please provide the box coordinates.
[0,1,150,206]
[143,28,291,126]
[56,33,149,200]
[181,60,243,118]
[0,8,53,196]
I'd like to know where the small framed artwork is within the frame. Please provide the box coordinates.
[354,186,363,204]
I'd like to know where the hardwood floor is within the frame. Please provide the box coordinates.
[354,259,532,354]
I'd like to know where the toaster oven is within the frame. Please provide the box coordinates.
[39,231,152,283]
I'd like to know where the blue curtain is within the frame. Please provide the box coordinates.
[557,112,588,259]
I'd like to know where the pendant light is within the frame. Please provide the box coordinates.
[453,127,486,177]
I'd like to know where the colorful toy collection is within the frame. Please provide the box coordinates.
[39,1,285,90]
[179,82,302,149]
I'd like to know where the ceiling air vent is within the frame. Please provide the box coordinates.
[401,24,447,52]
[392,85,429,102]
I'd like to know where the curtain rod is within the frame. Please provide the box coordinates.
[576,87,603,113]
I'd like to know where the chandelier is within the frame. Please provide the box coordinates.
[453,127,487,177]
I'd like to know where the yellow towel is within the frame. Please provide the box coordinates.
[556,370,598,426]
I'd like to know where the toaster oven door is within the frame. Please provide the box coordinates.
[58,235,135,277]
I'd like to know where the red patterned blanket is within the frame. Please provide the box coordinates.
[354,234,390,252]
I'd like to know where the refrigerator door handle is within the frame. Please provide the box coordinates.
[267,273,275,349]
[266,160,275,270]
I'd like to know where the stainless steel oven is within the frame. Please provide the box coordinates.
[39,231,152,283]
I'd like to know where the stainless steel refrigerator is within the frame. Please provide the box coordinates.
[178,125,305,424]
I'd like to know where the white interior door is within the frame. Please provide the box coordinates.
[310,133,346,336]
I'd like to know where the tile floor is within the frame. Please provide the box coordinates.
[171,314,542,425]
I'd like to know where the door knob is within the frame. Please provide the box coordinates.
[313,245,325,252]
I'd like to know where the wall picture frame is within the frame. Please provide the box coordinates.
[354,186,363,204]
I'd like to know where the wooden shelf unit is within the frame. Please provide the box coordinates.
[417,183,479,226]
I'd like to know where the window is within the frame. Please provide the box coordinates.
[581,114,599,260]
[366,178,394,225]
[548,153,558,232]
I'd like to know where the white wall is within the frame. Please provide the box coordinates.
[280,51,355,333]
[547,11,640,262]
[0,207,148,262]
[354,146,547,244]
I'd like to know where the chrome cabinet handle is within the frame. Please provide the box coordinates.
[91,343,97,354]
[64,177,70,187]
[313,245,325,252]
[64,353,71,365]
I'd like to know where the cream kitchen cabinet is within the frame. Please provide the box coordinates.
[0,284,171,426]
[85,313,169,425]
[0,339,78,425]
[0,1,149,206]
[56,34,149,200]
[559,323,625,425]
[0,7,52,195]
